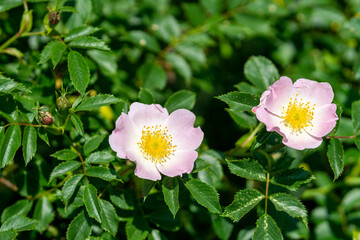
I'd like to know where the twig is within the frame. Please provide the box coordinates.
[73,143,88,183]
[0,177,18,192]
[326,135,355,139]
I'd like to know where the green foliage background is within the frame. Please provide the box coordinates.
[1,0,360,239]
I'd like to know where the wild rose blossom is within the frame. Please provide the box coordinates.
[252,77,338,150]
[109,102,204,181]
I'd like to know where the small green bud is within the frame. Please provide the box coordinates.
[56,95,70,111]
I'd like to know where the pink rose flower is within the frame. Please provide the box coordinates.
[252,77,338,150]
[109,102,204,181]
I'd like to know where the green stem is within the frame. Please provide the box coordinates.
[264,172,270,214]
[0,34,20,52]
[240,123,263,148]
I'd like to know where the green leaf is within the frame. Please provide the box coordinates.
[71,114,85,137]
[327,138,344,181]
[222,189,264,222]
[0,125,21,168]
[244,56,280,92]
[0,216,38,232]
[200,0,222,14]
[352,100,360,136]
[0,127,4,147]
[86,166,118,181]
[66,211,92,240]
[50,41,67,68]
[175,43,206,66]
[68,51,90,96]
[217,91,259,112]
[0,95,17,122]
[184,179,221,214]
[164,90,196,113]
[192,158,212,173]
[69,36,110,51]
[142,179,157,200]
[251,126,272,150]
[1,200,33,223]
[87,150,115,164]
[127,31,161,52]
[58,6,78,12]
[62,174,83,206]
[49,161,82,183]
[271,168,314,191]
[343,189,360,212]
[165,52,192,85]
[227,159,267,181]
[147,209,182,231]
[38,41,57,64]
[87,50,117,77]
[153,15,180,43]
[75,94,120,111]
[22,126,37,165]
[0,76,30,93]
[109,189,135,210]
[83,184,102,223]
[269,193,308,227]
[212,215,234,240]
[83,135,106,155]
[51,149,78,160]
[33,196,54,233]
[252,214,283,240]
[0,229,17,240]
[162,177,179,218]
[37,128,49,146]
[138,62,166,90]
[0,0,22,12]
[65,25,100,42]
[138,88,155,104]
[100,199,119,236]
[126,216,149,240]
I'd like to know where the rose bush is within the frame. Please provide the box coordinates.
[0,0,360,240]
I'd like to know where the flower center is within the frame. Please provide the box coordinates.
[281,94,316,133]
[137,125,176,163]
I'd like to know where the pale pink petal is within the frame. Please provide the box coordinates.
[252,90,270,113]
[127,149,161,181]
[255,106,283,133]
[167,109,204,151]
[294,79,334,106]
[109,114,140,159]
[282,131,323,150]
[262,76,294,115]
[156,150,198,177]
[309,104,338,138]
[128,102,169,129]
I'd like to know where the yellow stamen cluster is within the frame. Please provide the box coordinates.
[137,125,176,164]
[281,94,316,134]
